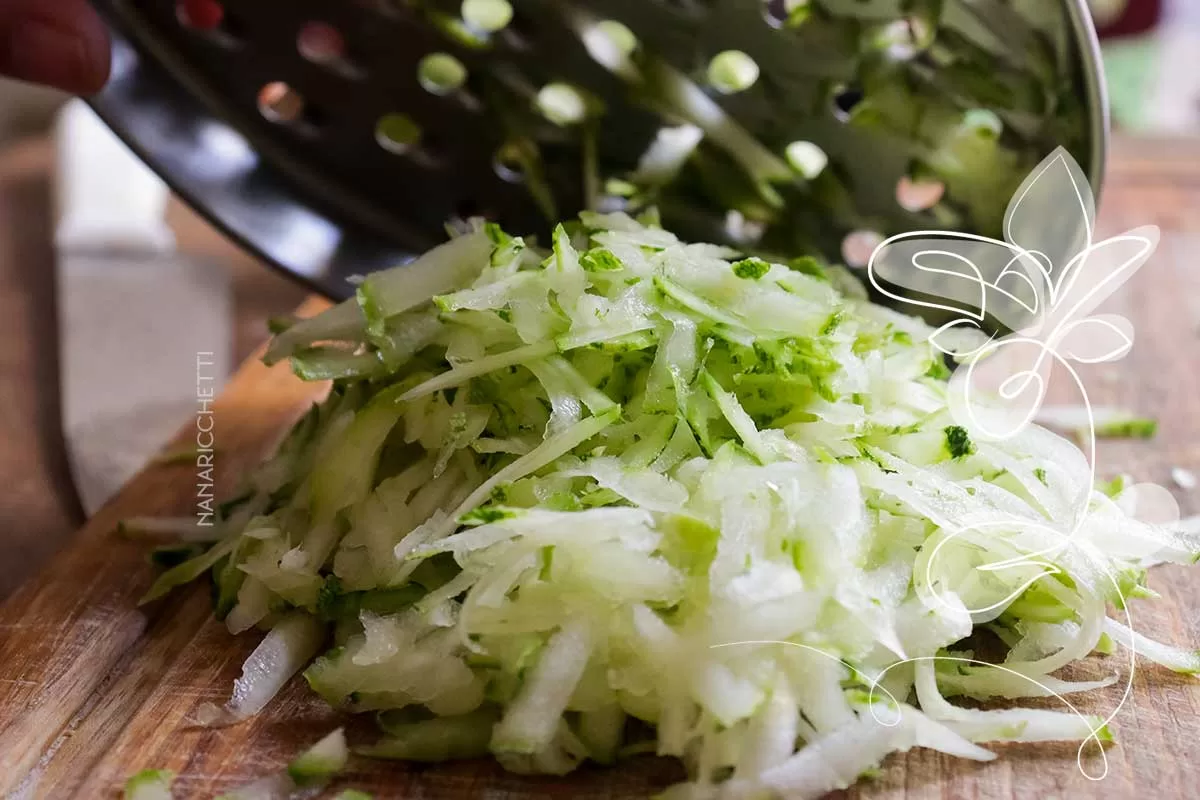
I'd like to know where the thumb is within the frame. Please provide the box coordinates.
[0,0,111,95]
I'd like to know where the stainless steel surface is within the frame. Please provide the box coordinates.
[58,253,232,514]
[1065,0,1111,192]
[56,102,233,514]
[85,0,1111,300]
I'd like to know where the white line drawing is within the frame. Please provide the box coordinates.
[716,148,1180,781]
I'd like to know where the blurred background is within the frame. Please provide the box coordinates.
[1094,0,1200,133]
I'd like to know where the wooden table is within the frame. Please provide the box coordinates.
[0,134,1198,798]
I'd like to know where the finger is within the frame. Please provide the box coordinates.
[0,0,111,94]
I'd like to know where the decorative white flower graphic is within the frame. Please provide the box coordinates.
[713,147,1193,785]
[867,146,1175,550]
[869,147,1154,445]
[864,146,1177,778]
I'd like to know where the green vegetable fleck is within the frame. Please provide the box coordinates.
[1095,418,1158,439]
[944,425,975,460]
[461,506,517,525]
[787,256,828,281]
[731,257,771,280]
[124,769,175,800]
[287,728,349,787]
[581,249,623,272]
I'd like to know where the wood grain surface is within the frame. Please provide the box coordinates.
[1,137,1200,798]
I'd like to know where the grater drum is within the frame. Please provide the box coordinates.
[85,0,1108,300]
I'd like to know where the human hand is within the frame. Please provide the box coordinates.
[0,0,110,94]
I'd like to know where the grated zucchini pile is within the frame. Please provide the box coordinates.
[143,212,1200,798]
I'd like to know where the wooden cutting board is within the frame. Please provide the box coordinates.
[3,264,1200,799]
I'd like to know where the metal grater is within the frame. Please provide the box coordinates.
[86,0,1107,300]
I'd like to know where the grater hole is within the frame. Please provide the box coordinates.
[258,82,306,124]
[376,113,423,155]
[707,51,759,94]
[875,18,929,62]
[599,179,633,212]
[784,141,827,180]
[832,85,864,121]
[842,230,884,268]
[298,22,347,66]
[462,0,514,33]
[493,141,526,183]
[724,210,764,245]
[964,109,1004,139]
[763,0,810,29]
[418,53,468,95]
[536,83,588,126]
[581,20,638,72]
[896,176,945,212]
[177,0,225,32]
